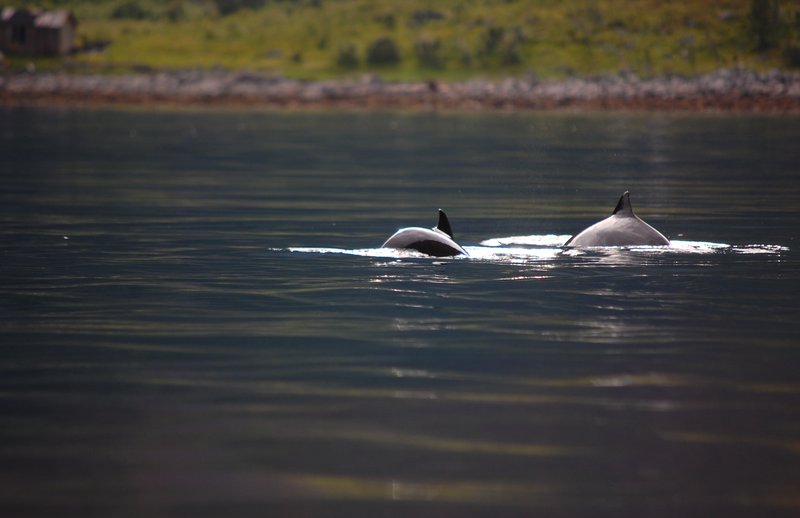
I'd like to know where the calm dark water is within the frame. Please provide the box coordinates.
[1,107,799,517]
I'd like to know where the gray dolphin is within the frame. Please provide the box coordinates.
[382,209,468,257]
[564,191,670,247]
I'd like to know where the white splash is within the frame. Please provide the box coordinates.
[480,236,788,256]
[480,234,572,247]
[287,247,431,259]
[284,237,787,262]
[462,246,563,263]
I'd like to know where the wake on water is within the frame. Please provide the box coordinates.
[285,234,788,262]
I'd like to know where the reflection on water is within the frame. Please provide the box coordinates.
[370,272,455,286]
[392,318,454,332]
[2,108,800,517]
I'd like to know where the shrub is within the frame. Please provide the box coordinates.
[414,36,443,69]
[457,42,472,66]
[111,1,150,20]
[336,43,359,68]
[749,0,782,51]
[164,1,185,23]
[480,25,526,65]
[374,13,396,30]
[367,36,400,66]
[408,9,445,27]
[483,26,505,55]
[499,37,523,65]
[786,45,800,67]
[213,0,265,17]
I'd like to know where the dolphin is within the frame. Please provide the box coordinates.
[564,191,670,247]
[382,209,468,257]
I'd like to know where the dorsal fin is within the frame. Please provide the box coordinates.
[435,209,454,239]
[612,191,634,217]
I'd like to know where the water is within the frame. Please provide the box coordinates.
[1,107,799,517]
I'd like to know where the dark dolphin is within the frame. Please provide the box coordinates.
[382,209,468,257]
[564,191,670,247]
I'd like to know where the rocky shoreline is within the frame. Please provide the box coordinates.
[2,68,800,112]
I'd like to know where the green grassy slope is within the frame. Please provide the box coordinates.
[12,0,800,79]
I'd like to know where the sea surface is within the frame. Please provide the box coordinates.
[1,107,799,517]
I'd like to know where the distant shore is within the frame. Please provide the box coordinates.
[2,68,800,112]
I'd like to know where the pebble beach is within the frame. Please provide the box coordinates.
[2,67,799,111]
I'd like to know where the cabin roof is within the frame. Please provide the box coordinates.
[1,7,16,22]
[34,9,76,29]
[1,7,76,28]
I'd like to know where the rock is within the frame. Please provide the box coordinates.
[1,69,798,112]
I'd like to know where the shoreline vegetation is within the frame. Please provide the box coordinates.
[2,0,799,111]
[2,68,799,111]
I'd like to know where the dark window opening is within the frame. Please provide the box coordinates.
[12,25,27,44]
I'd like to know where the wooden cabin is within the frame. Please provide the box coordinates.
[0,7,77,56]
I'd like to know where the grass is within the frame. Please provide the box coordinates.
[11,0,800,79]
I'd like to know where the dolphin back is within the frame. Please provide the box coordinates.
[565,191,669,247]
[381,209,467,257]
[382,228,467,256]
[565,216,669,246]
